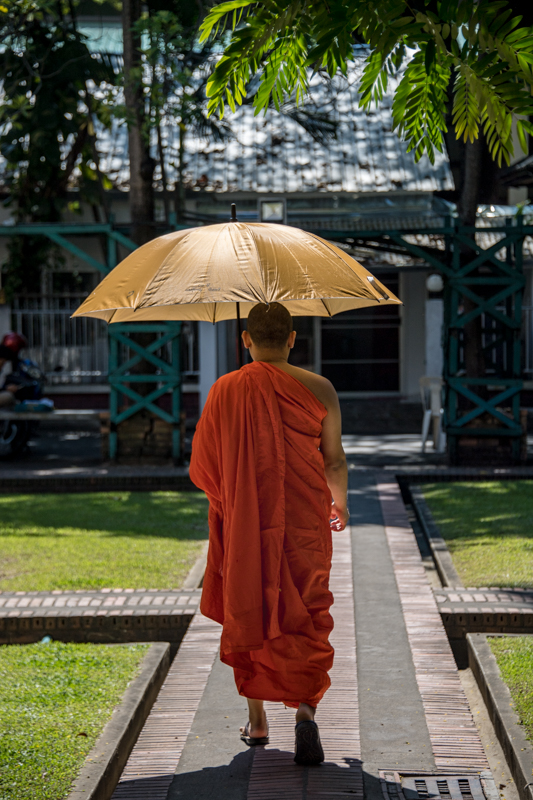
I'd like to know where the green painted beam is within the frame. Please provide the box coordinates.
[45,231,109,274]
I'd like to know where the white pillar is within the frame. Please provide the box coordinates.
[425,298,444,377]
[199,321,217,412]
[399,271,426,398]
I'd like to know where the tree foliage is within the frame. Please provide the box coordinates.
[0,0,115,294]
[199,0,533,166]
[133,8,233,223]
[0,0,115,220]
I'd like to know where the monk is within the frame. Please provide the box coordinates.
[189,302,348,766]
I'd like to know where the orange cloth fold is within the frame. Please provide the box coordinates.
[189,361,334,708]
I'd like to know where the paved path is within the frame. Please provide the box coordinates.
[107,470,493,800]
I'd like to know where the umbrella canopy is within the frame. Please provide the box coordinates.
[72,221,401,323]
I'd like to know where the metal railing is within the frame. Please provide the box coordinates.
[11,295,108,385]
[10,297,199,386]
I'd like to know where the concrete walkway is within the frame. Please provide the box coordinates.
[109,469,493,800]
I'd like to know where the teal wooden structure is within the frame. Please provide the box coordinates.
[318,216,532,464]
[0,222,184,460]
[1,217,532,463]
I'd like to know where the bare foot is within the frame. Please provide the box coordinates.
[295,702,315,725]
[240,698,268,739]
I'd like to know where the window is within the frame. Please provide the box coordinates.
[321,272,400,392]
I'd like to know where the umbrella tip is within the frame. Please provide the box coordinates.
[230,203,238,222]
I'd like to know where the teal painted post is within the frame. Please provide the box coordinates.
[514,217,524,377]
[513,217,524,462]
[107,230,117,273]
[171,323,181,462]
[108,329,119,460]
[107,223,121,459]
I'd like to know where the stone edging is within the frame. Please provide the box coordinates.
[182,541,208,590]
[67,641,170,800]
[467,633,533,800]
[409,485,463,587]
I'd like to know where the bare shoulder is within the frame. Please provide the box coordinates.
[279,364,339,410]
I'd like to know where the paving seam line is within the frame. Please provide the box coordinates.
[377,480,489,773]
[467,633,533,800]
[409,485,463,588]
[67,642,171,800]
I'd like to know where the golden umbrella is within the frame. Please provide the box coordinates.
[72,207,401,327]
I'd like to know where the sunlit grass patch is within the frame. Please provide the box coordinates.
[0,491,208,591]
[488,635,533,743]
[0,641,149,800]
[421,481,533,588]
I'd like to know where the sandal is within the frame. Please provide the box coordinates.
[240,721,269,746]
[294,720,324,765]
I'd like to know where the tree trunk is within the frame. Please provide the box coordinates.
[458,138,483,226]
[122,0,157,401]
[122,0,155,246]
[175,122,186,222]
[458,138,485,380]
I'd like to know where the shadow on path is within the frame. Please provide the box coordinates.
[114,752,365,800]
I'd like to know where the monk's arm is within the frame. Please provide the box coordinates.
[319,381,349,530]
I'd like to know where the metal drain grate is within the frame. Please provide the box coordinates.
[380,772,498,800]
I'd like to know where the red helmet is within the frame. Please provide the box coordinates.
[1,332,28,355]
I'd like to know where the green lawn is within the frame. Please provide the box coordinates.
[0,640,149,800]
[421,481,533,588]
[489,636,533,743]
[0,491,208,592]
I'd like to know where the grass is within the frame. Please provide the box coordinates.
[0,640,149,800]
[488,636,533,743]
[0,491,208,592]
[421,481,533,588]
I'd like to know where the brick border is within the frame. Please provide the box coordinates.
[67,642,170,800]
[467,633,533,800]
[398,469,533,486]
[0,608,193,647]
[0,472,197,494]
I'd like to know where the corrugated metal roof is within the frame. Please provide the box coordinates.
[179,69,454,194]
[97,63,454,195]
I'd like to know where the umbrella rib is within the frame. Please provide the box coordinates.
[247,226,269,303]
[308,232,385,303]
[321,297,332,317]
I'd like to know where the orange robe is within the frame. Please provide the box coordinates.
[189,361,334,708]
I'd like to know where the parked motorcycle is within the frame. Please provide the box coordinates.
[0,333,46,456]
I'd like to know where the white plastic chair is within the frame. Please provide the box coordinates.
[419,376,445,453]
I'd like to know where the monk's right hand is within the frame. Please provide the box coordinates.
[330,503,349,532]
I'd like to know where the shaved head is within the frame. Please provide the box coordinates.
[247,303,293,349]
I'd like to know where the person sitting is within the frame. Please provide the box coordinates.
[0,334,44,408]
[0,344,19,408]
